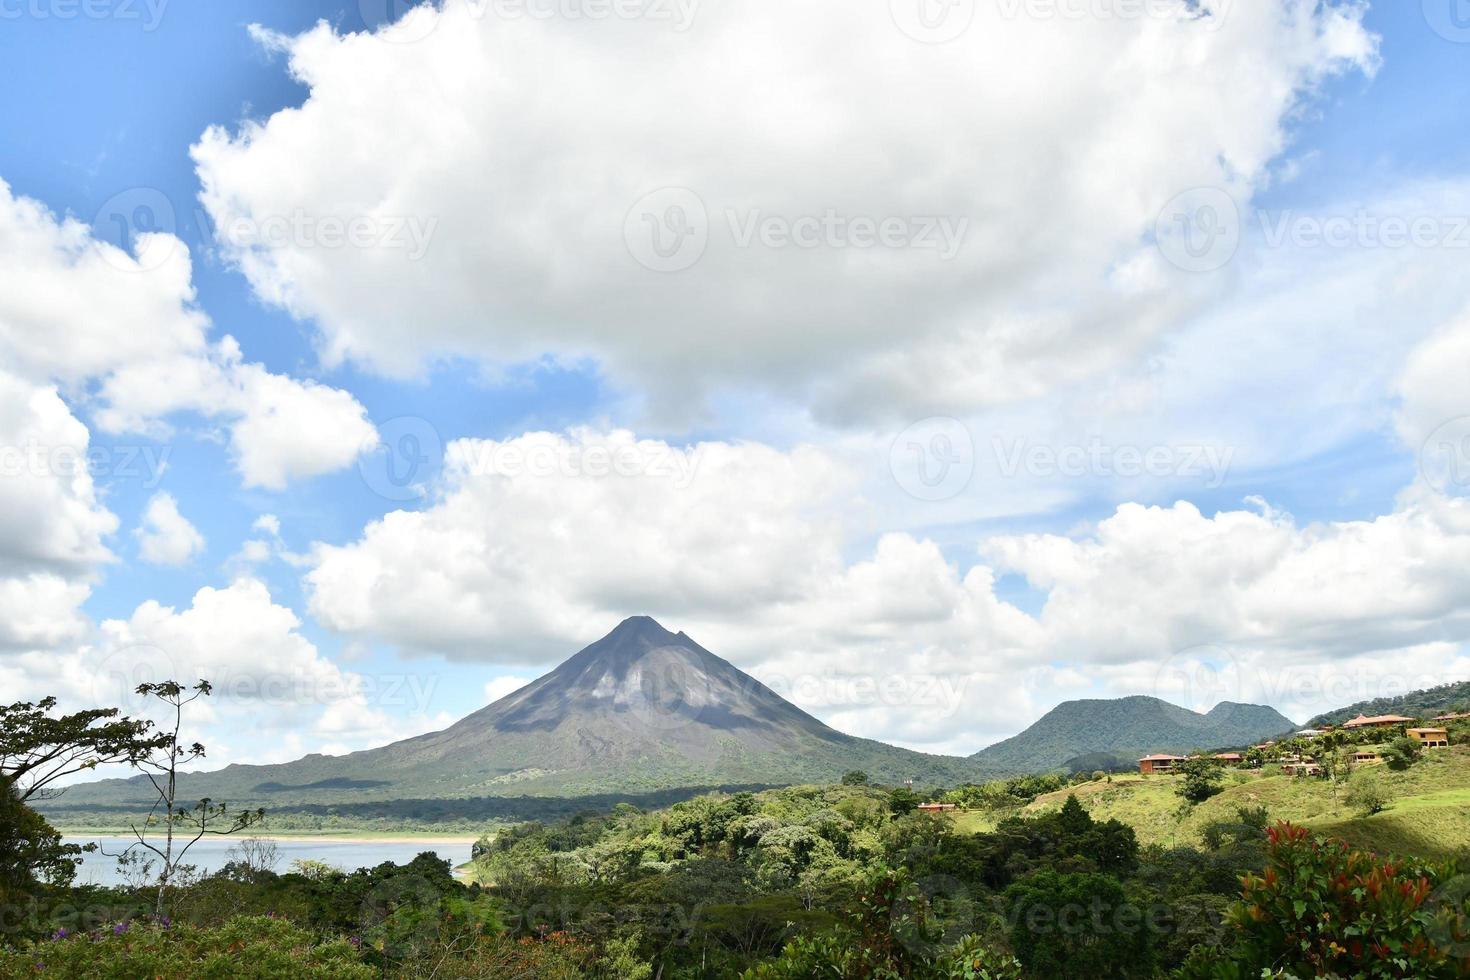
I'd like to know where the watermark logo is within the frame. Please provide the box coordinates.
[890,417,975,502]
[992,436,1234,488]
[619,648,715,735]
[764,672,972,717]
[449,439,703,488]
[0,441,170,488]
[624,191,969,271]
[93,187,178,273]
[1424,0,1470,43]
[1257,210,1470,251]
[358,416,444,502]
[1152,644,1246,713]
[88,643,183,710]
[0,0,168,30]
[890,0,975,43]
[1420,416,1470,497]
[213,208,438,260]
[727,210,968,259]
[1155,186,1241,273]
[624,187,709,273]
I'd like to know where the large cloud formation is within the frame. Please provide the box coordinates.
[303,426,1470,753]
[194,0,1376,422]
[0,179,378,490]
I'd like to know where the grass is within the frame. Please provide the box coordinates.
[991,747,1470,860]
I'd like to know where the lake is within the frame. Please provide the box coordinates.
[63,836,473,886]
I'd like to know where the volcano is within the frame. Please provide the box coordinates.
[50,617,985,820]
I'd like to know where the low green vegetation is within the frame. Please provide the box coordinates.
[9,685,1470,975]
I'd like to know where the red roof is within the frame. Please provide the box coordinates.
[1343,714,1415,727]
[1139,754,1185,762]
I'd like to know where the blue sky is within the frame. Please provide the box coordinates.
[1,0,1468,762]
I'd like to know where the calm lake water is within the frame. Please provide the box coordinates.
[63,836,470,886]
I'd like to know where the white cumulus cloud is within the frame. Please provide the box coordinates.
[135,492,207,566]
[193,0,1377,423]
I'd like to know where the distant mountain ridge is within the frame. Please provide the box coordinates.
[45,619,1307,824]
[1307,681,1470,728]
[970,695,1296,775]
[46,617,987,821]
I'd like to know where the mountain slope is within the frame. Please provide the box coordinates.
[970,695,1296,775]
[1307,680,1470,728]
[47,617,985,821]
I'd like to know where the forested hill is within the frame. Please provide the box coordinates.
[1307,680,1470,727]
[971,695,1295,774]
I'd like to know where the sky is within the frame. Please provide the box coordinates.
[1,0,1469,770]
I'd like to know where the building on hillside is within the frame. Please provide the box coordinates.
[1282,761,1322,777]
[1138,754,1185,775]
[1351,750,1381,765]
[1213,753,1243,765]
[1294,729,1324,738]
[1433,712,1470,722]
[1342,714,1415,730]
[1406,727,1450,748]
[917,803,958,812]
[1253,741,1276,750]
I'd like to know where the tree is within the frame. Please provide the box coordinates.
[1381,735,1423,771]
[0,776,81,898]
[1345,773,1390,817]
[0,696,166,802]
[1174,755,1225,804]
[1316,731,1352,810]
[841,770,869,786]
[888,787,922,816]
[113,681,264,915]
[1003,870,1155,978]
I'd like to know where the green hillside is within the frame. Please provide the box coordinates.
[1306,680,1470,727]
[1006,744,1470,860]
[971,695,1295,775]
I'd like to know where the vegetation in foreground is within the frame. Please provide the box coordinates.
[8,690,1470,976]
[7,771,1470,977]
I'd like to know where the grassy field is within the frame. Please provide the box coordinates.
[947,747,1470,860]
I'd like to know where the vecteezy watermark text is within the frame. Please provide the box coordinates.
[213,209,438,261]
[993,436,1234,488]
[625,188,971,272]
[450,439,704,489]
[0,0,167,29]
[1157,187,1470,273]
[0,441,170,488]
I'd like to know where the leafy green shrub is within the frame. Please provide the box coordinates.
[0,916,373,979]
[1346,772,1391,816]
[1221,822,1470,978]
[1382,736,1424,771]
